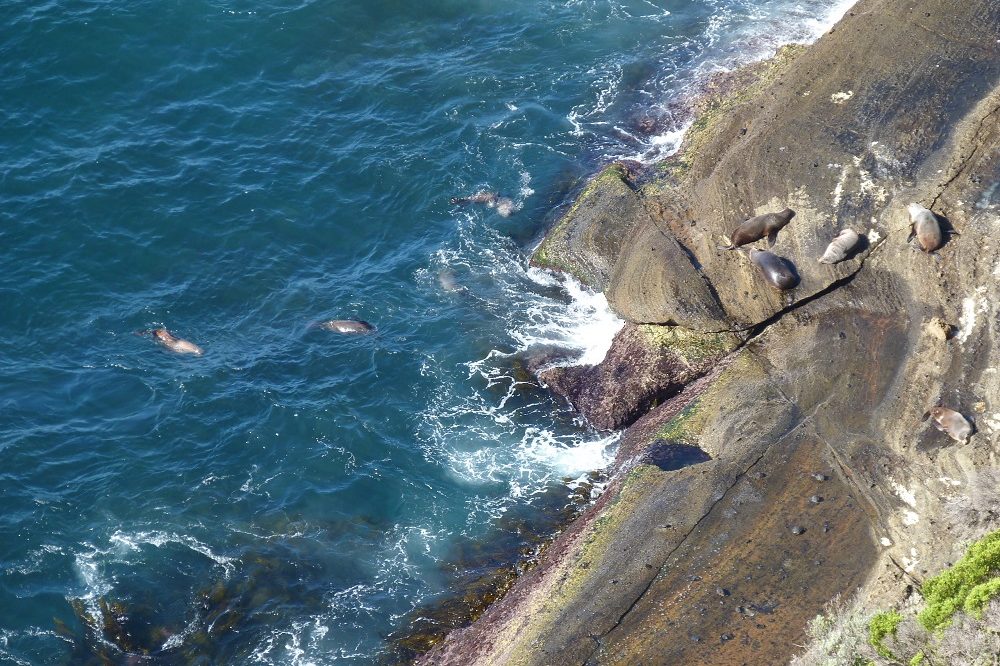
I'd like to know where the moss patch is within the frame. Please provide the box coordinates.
[638,324,737,365]
[918,530,1000,631]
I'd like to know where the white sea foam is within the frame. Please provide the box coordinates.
[566,0,859,163]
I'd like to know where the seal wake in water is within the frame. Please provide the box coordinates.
[450,190,519,217]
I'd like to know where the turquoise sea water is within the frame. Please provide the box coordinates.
[1,0,853,663]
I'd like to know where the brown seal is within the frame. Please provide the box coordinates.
[749,249,799,291]
[818,229,861,264]
[318,319,374,334]
[906,203,943,252]
[151,328,203,355]
[720,208,795,250]
[923,406,972,443]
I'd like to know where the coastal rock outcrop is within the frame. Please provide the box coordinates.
[419,0,1000,664]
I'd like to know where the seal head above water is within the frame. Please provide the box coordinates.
[720,208,795,250]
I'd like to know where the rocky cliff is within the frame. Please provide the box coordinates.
[420,1,1000,664]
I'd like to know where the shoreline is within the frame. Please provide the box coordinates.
[418,0,1000,663]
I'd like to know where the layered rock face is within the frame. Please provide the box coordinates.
[420,1,1000,664]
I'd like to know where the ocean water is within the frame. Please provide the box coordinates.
[0,0,854,663]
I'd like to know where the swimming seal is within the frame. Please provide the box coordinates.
[818,229,860,264]
[907,203,943,252]
[923,406,972,443]
[749,249,799,290]
[719,208,795,250]
[151,328,203,355]
[319,319,374,334]
[450,190,518,217]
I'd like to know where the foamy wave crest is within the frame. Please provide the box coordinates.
[514,267,624,367]
[417,214,620,511]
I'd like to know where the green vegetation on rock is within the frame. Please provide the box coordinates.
[918,529,1000,631]
[868,611,902,659]
[654,399,703,445]
[637,324,736,365]
[531,163,629,281]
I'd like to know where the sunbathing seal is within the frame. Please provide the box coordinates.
[151,328,203,355]
[907,203,943,252]
[749,249,799,290]
[924,406,972,443]
[719,208,795,250]
[450,191,518,217]
[318,319,374,334]
[818,229,861,264]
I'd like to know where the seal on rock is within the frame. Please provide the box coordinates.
[318,319,374,334]
[906,203,943,252]
[749,249,799,290]
[450,191,519,217]
[719,208,795,250]
[150,328,203,355]
[818,229,860,264]
[923,406,972,443]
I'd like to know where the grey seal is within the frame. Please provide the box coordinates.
[450,191,519,217]
[151,328,203,355]
[924,407,972,443]
[907,203,943,252]
[749,249,799,290]
[318,319,374,334]
[818,229,861,264]
[719,208,795,250]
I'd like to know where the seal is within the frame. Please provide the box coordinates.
[450,190,518,217]
[818,229,860,264]
[923,406,972,443]
[749,249,799,290]
[151,328,203,355]
[906,203,943,252]
[318,319,374,334]
[719,208,795,250]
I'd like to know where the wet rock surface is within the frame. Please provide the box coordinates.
[418,0,1000,664]
[536,324,738,431]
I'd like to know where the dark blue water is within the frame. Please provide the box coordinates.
[0,0,853,663]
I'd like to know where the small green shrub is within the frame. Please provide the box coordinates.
[918,530,1000,631]
[868,611,903,659]
[908,651,925,666]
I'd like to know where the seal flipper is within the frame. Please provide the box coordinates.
[767,231,777,248]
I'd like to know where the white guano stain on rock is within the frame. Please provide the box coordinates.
[902,510,920,526]
[831,90,854,103]
[957,287,989,344]
[880,537,893,547]
[938,476,962,487]
[868,229,881,243]
[889,478,916,507]
[902,548,919,573]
